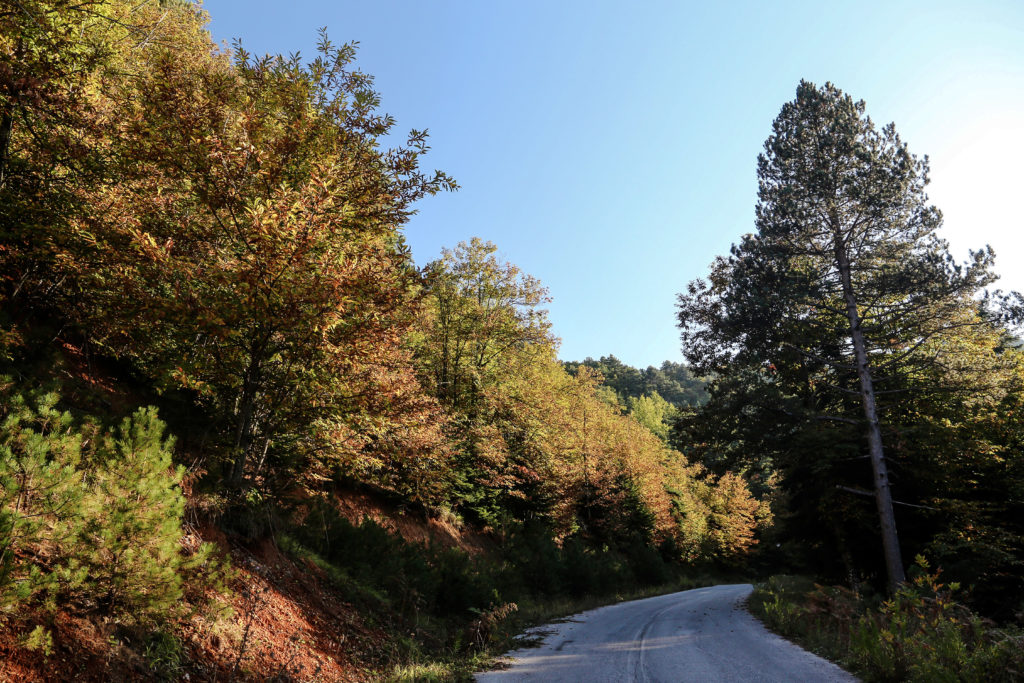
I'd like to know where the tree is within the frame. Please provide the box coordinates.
[416,238,555,524]
[0,0,147,321]
[420,237,552,412]
[563,356,707,411]
[678,81,1001,592]
[1,0,456,493]
[415,239,752,558]
[38,20,456,492]
[0,386,85,610]
[625,392,676,442]
[76,406,210,620]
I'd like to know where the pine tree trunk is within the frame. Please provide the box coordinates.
[832,225,907,594]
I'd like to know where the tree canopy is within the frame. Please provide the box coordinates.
[678,81,1024,603]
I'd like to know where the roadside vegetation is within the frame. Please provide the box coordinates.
[749,560,1024,682]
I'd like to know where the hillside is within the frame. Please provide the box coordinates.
[0,3,764,679]
[0,327,756,679]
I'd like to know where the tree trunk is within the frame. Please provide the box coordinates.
[832,227,907,593]
[0,39,23,190]
[229,394,254,487]
[0,101,15,190]
[229,364,260,487]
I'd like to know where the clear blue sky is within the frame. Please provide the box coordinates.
[205,0,1024,369]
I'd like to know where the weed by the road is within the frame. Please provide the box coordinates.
[749,559,1024,682]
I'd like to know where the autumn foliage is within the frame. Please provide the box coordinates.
[0,2,763,677]
[415,239,763,559]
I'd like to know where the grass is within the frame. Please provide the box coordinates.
[746,574,856,663]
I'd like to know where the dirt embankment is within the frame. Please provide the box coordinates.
[1,486,495,682]
[1,526,380,682]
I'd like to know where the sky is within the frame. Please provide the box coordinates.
[204,0,1024,369]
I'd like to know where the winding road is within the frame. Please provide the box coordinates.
[475,584,856,682]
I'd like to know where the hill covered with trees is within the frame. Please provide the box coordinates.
[563,356,707,443]
[0,2,763,679]
[4,3,1022,681]
[564,356,707,409]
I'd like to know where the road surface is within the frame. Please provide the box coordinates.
[476,583,856,682]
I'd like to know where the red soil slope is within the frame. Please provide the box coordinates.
[0,487,489,682]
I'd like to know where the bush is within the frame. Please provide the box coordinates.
[432,547,492,615]
[20,625,53,657]
[502,524,565,596]
[852,558,1024,682]
[286,499,683,634]
[749,575,820,639]
[289,503,493,619]
[750,561,1024,682]
[625,538,675,586]
[560,538,613,597]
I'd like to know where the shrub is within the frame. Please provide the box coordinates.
[20,625,53,657]
[503,524,565,596]
[625,538,675,586]
[432,547,491,615]
[750,575,822,640]
[751,562,1024,682]
[852,557,1024,682]
[143,630,185,681]
[0,385,220,622]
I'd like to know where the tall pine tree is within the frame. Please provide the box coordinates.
[678,81,1001,592]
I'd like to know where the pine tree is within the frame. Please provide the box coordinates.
[678,81,1001,592]
[0,386,85,610]
[1,385,216,621]
[76,407,204,620]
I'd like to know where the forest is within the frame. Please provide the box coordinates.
[1,1,1022,681]
[0,2,761,679]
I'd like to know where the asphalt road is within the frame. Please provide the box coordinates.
[475,584,857,682]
